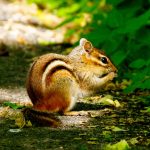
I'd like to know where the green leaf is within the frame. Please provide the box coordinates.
[3,102,25,110]
[111,50,127,65]
[129,59,146,69]
[57,3,80,16]
[105,140,130,150]
[145,107,150,113]
[81,0,99,13]
[119,1,142,19]
[129,138,138,145]
[123,83,138,93]
[86,25,111,46]
[147,60,150,66]
[142,79,150,89]
[117,9,150,34]
[111,126,125,132]
[106,0,124,6]
[136,29,150,46]
[106,9,124,28]
[102,131,112,141]
[54,15,80,29]
[103,36,123,53]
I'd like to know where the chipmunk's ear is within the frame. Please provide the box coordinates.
[80,38,93,53]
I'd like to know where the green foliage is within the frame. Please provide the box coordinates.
[129,59,146,69]
[145,107,150,113]
[105,140,130,150]
[28,0,150,93]
[3,102,25,110]
[82,0,150,93]
[27,0,66,11]
[27,0,88,17]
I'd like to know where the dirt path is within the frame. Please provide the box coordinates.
[0,0,65,54]
[0,87,30,105]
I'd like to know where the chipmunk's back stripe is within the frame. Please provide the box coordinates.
[26,60,39,103]
[42,60,74,91]
[50,65,72,75]
[27,55,67,103]
[42,58,67,73]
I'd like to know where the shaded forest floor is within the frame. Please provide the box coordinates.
[0,48,150,150]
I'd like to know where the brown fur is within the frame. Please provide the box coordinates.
[26,38,117,127]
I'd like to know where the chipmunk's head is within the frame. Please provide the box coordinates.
[79,38,118,80]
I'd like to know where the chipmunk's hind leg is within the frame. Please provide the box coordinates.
[46,69,79,113]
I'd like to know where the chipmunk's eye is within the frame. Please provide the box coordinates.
[101,57,108,64]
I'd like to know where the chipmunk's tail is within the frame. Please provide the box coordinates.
[22,108,62,127]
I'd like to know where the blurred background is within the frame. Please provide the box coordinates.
[0,0,150,94]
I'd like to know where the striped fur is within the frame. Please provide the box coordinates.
[42,60,73,92]
[26,38,117,126]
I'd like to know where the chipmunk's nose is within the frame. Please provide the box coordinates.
[115,68,118,73]
[112,65,118,78]
[114,67,118,77]
[112,65,118,73]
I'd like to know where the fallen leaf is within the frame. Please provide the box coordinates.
[79,133,87,136]
[114,100,121,108]
[89,109,111,118]
[99,95,121,108]
[26,120,32,127]
[74,137,82,140]
[87,125,99,128]
[145,139,150,146]
[9,129,22,133]
[141,107,150,113]
[0,106,9,117]
[105,140,130,150]
[102,131,112,140]
[15,113,26,128]
[129,138,138,145]
[87,141,98,145]
[111,126,126,132]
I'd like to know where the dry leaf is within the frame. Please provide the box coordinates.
[99,95,121,108]
[129,138,138,145]
[87,141,98,145]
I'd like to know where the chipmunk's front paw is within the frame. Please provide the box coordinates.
[108,72,117,81]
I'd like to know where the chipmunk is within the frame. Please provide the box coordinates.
[24,38,117,127]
